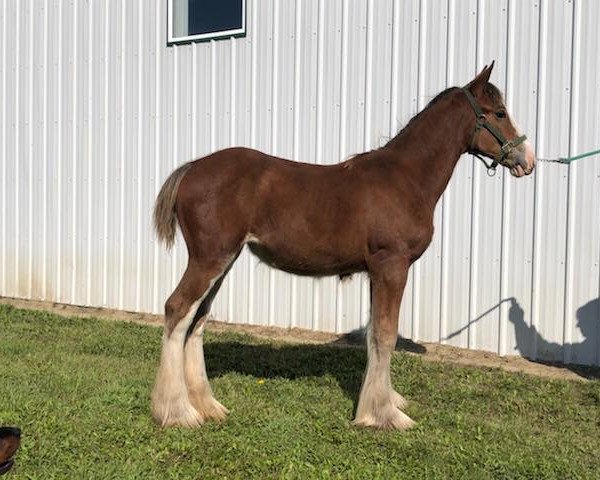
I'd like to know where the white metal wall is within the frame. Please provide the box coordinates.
[1,0,599,365]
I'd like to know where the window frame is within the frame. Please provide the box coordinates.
[167,0,247,44]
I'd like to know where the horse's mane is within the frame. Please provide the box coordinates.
[385,82,503,149]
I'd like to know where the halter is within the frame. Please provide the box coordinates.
[461,87,527,175]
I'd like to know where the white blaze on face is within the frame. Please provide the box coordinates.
[508,115,536,176]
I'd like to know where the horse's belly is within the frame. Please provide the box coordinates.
[246,237,364,277]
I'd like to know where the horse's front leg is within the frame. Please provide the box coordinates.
[353,254,414,430]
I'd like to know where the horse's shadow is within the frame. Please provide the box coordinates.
[204,333,425,409]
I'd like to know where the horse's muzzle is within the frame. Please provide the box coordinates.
[509,142,536,177]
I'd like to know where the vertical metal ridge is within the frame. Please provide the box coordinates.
[118,0,126,309]
[86,0,93,305]
[412,0,426,341]
[171,44,179,291]
[468,0,482,349]
[228,36,236,322]
[248,0,258,325]
[14,1,20,296]
[563,0,580,364]
[28,0,34,299]
[102,0,109,306]
[135,0,143,311]
[336,0,348,334]
[191,43,197,154]
[312,0,325,331]
[71,0,78,304]
[290,0,302,329]
[152,0,161,313]
[1,0,6,294]
[359,0,374,331]
[269,1,279,327]
[389,0,399,138]
[42,0,49,299]
[56,0,62,301]
[440,0,452,343]
[531,0,547,360]
[210,41,216,151]
[499,0,514,356]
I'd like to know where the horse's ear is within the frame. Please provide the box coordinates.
[466,61,495,96]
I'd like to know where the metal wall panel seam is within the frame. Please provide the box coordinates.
[248,0,258,325]
[413,0,426,341]
[360,0,374,331]
[42,0,48,300]
[312,0,325,332]
[117,0,125,308]
[499,0,514,356]
[86,0,93,305]
[135,0,143,311]
[14,1,20,296]
[440,0,453,344]
[1,0,5,295]
[171,44,179,294]
[210,41,216,151]
[389,0,402,333]
[563,0,580,364]
[335,0,349,334]
[70,0,78,304]
[269,0,279,327]
[152,0,161,314]
[290,0,302,329]
[389,0,399,145]
[467,0,482,350]
[102,0,109,307]
[28,0,34,299]
[56,0,63,302]
[531,0,548,361]
[228,36,237,322]
[135,0,144,311]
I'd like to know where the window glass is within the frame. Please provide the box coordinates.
[169,0,245,43]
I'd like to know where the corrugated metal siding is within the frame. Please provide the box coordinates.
[1,0,599,365]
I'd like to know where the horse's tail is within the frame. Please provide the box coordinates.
[153,162,194,250]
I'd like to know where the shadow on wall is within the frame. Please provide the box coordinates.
[444,297,600,379]
[508,297,600,379]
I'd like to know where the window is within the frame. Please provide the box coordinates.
[168,0,246,44]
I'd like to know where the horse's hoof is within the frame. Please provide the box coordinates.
[353,404,415,431]
[190,395,229,423]
[151,395,204,428]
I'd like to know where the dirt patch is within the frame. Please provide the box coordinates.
[2,296,597,382]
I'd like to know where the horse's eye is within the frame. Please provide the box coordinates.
[495,110,506,119]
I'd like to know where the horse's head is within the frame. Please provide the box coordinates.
[464,62,536,177]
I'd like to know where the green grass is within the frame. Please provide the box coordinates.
[0,304,599,479]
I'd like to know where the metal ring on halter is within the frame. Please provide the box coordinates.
[487,167,497,177]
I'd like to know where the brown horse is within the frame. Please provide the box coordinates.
[151,63,536,430]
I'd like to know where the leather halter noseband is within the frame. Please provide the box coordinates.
[462,87,527,174]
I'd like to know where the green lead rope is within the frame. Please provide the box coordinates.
[537,147,600,164]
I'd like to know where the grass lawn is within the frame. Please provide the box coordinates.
[0,304,599,479]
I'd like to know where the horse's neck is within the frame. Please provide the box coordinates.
[385,95,471,208]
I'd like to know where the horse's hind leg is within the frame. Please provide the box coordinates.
[152,258,232,427]
[353,255,415,430]
[183,257,238,422]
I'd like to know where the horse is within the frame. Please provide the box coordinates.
[151,62,536,430]
[0,427,20,475]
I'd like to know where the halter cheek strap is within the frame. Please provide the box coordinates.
[461,87,527,174]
